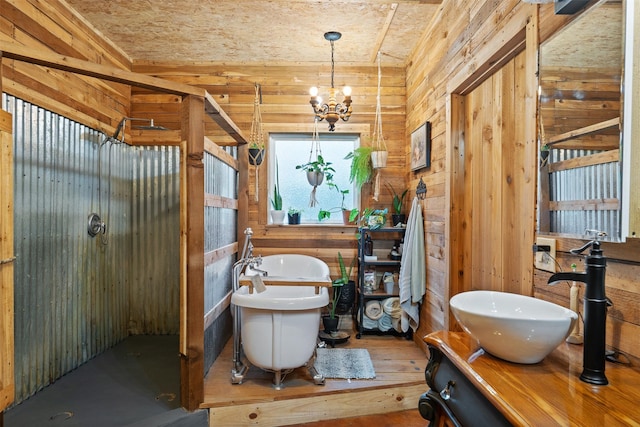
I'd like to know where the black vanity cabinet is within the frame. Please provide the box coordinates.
[419,344,511,427]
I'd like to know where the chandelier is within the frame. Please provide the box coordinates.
[309,31,352,131]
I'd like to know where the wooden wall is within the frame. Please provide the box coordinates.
[405,0,640,361]
[0,0,131,136]
[132,62,408,277]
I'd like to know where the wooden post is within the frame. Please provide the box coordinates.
[0,54,16,414]
[179,95,205,411]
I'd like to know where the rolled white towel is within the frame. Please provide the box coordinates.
[365,300,384,320]
[382,297,402,318]
[377,313,393,331]
[359,309,379,329]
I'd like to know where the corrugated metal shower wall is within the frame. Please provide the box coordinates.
[4,94,180,404]
[203,149,237,372]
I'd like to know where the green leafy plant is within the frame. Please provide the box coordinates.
[288,207,302,215]
[318,180,351,221]
[345,146,373,189]
[295,155,335,180]
[271,158,283,210]
[386,183,409,215]
[329,252,356,319]
[351,207,388,230]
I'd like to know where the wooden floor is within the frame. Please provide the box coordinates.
[202,327,429,426]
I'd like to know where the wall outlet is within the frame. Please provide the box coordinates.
[535,237,556,273]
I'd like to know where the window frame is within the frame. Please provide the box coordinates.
[268,132,361,225]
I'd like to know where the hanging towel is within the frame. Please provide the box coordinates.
[365,300,384,320]
[398,196,426,332]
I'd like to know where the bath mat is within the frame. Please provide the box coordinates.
[314,348,376,379]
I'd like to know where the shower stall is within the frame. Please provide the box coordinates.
[4,94,181,404]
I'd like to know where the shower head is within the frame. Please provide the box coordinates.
[132,119,169,131]
[111,117,168,142]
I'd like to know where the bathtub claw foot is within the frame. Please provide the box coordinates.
[273,370,283,390]
[308,365,325,386]
[231,364,249,385]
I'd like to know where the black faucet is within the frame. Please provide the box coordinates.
[547,233,608,385]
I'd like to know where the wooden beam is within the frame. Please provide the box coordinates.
[204,136,239,170]
[546,117,620,146]
[204,92,247,145]
[370,3,398,63]
[548,149,620,172]
[0,109,15,413]
[0,41,203,96]
[180,95,205,411]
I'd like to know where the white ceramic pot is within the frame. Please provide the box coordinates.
[270,210,285,224]
[371,151,388,169]
[306,171,324,186]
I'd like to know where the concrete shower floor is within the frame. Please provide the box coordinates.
[4,335,206,427]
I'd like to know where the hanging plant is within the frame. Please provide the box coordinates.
[295,118,335,207]
[345,146,373,190]
[370,52,388,201]
[248,83,265,166]
[248,83,265,204]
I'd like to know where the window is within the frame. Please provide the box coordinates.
[269,133,359,224]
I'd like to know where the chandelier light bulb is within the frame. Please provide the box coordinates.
[309,86,319,97]
[342,86,352,97]
[316,96,323,105]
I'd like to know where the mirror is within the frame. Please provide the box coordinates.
[537,0,637,242]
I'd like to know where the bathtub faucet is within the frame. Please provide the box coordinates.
[547,230,608,385]
[248,256,268,276]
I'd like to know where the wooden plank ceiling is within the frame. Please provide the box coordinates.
[63,0,442,66]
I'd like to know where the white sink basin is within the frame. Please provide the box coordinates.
[450,291,578,364]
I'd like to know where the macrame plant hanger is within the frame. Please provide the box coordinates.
[308,117,323,207]
[371,51,388,201]
[249,83,265,201]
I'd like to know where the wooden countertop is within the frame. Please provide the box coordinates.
[424,331,640,426]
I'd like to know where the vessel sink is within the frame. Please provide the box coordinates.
[449,291,578,364]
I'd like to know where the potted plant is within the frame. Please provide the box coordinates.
[334,252,356,316]
[295,155,335,187]
[318,180,357,224]
[540,143,550,166]
[248,83,265,166]
[386,183,409,225]
[287,207,301,224]
[323,252,356,333]
[345,146,373,190]
[248,143,264,166]
[351,207,388,230]
[270,158,285,224]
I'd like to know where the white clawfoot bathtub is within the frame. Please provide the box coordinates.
[231,254,330,388]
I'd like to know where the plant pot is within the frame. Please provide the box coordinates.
[306,171,324,186]
[248,148,264,165]
[371,150,388,169]
[336,280,356,315]
[540,150,550,162]
[391,214,406,226]
[287,212,301,224]
[322,315,340,334]
[342,209,356,225]
[271,210,285,224]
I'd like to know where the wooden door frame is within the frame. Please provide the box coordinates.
[444,12,539,329]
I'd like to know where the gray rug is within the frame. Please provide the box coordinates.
[314,348,376,379]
